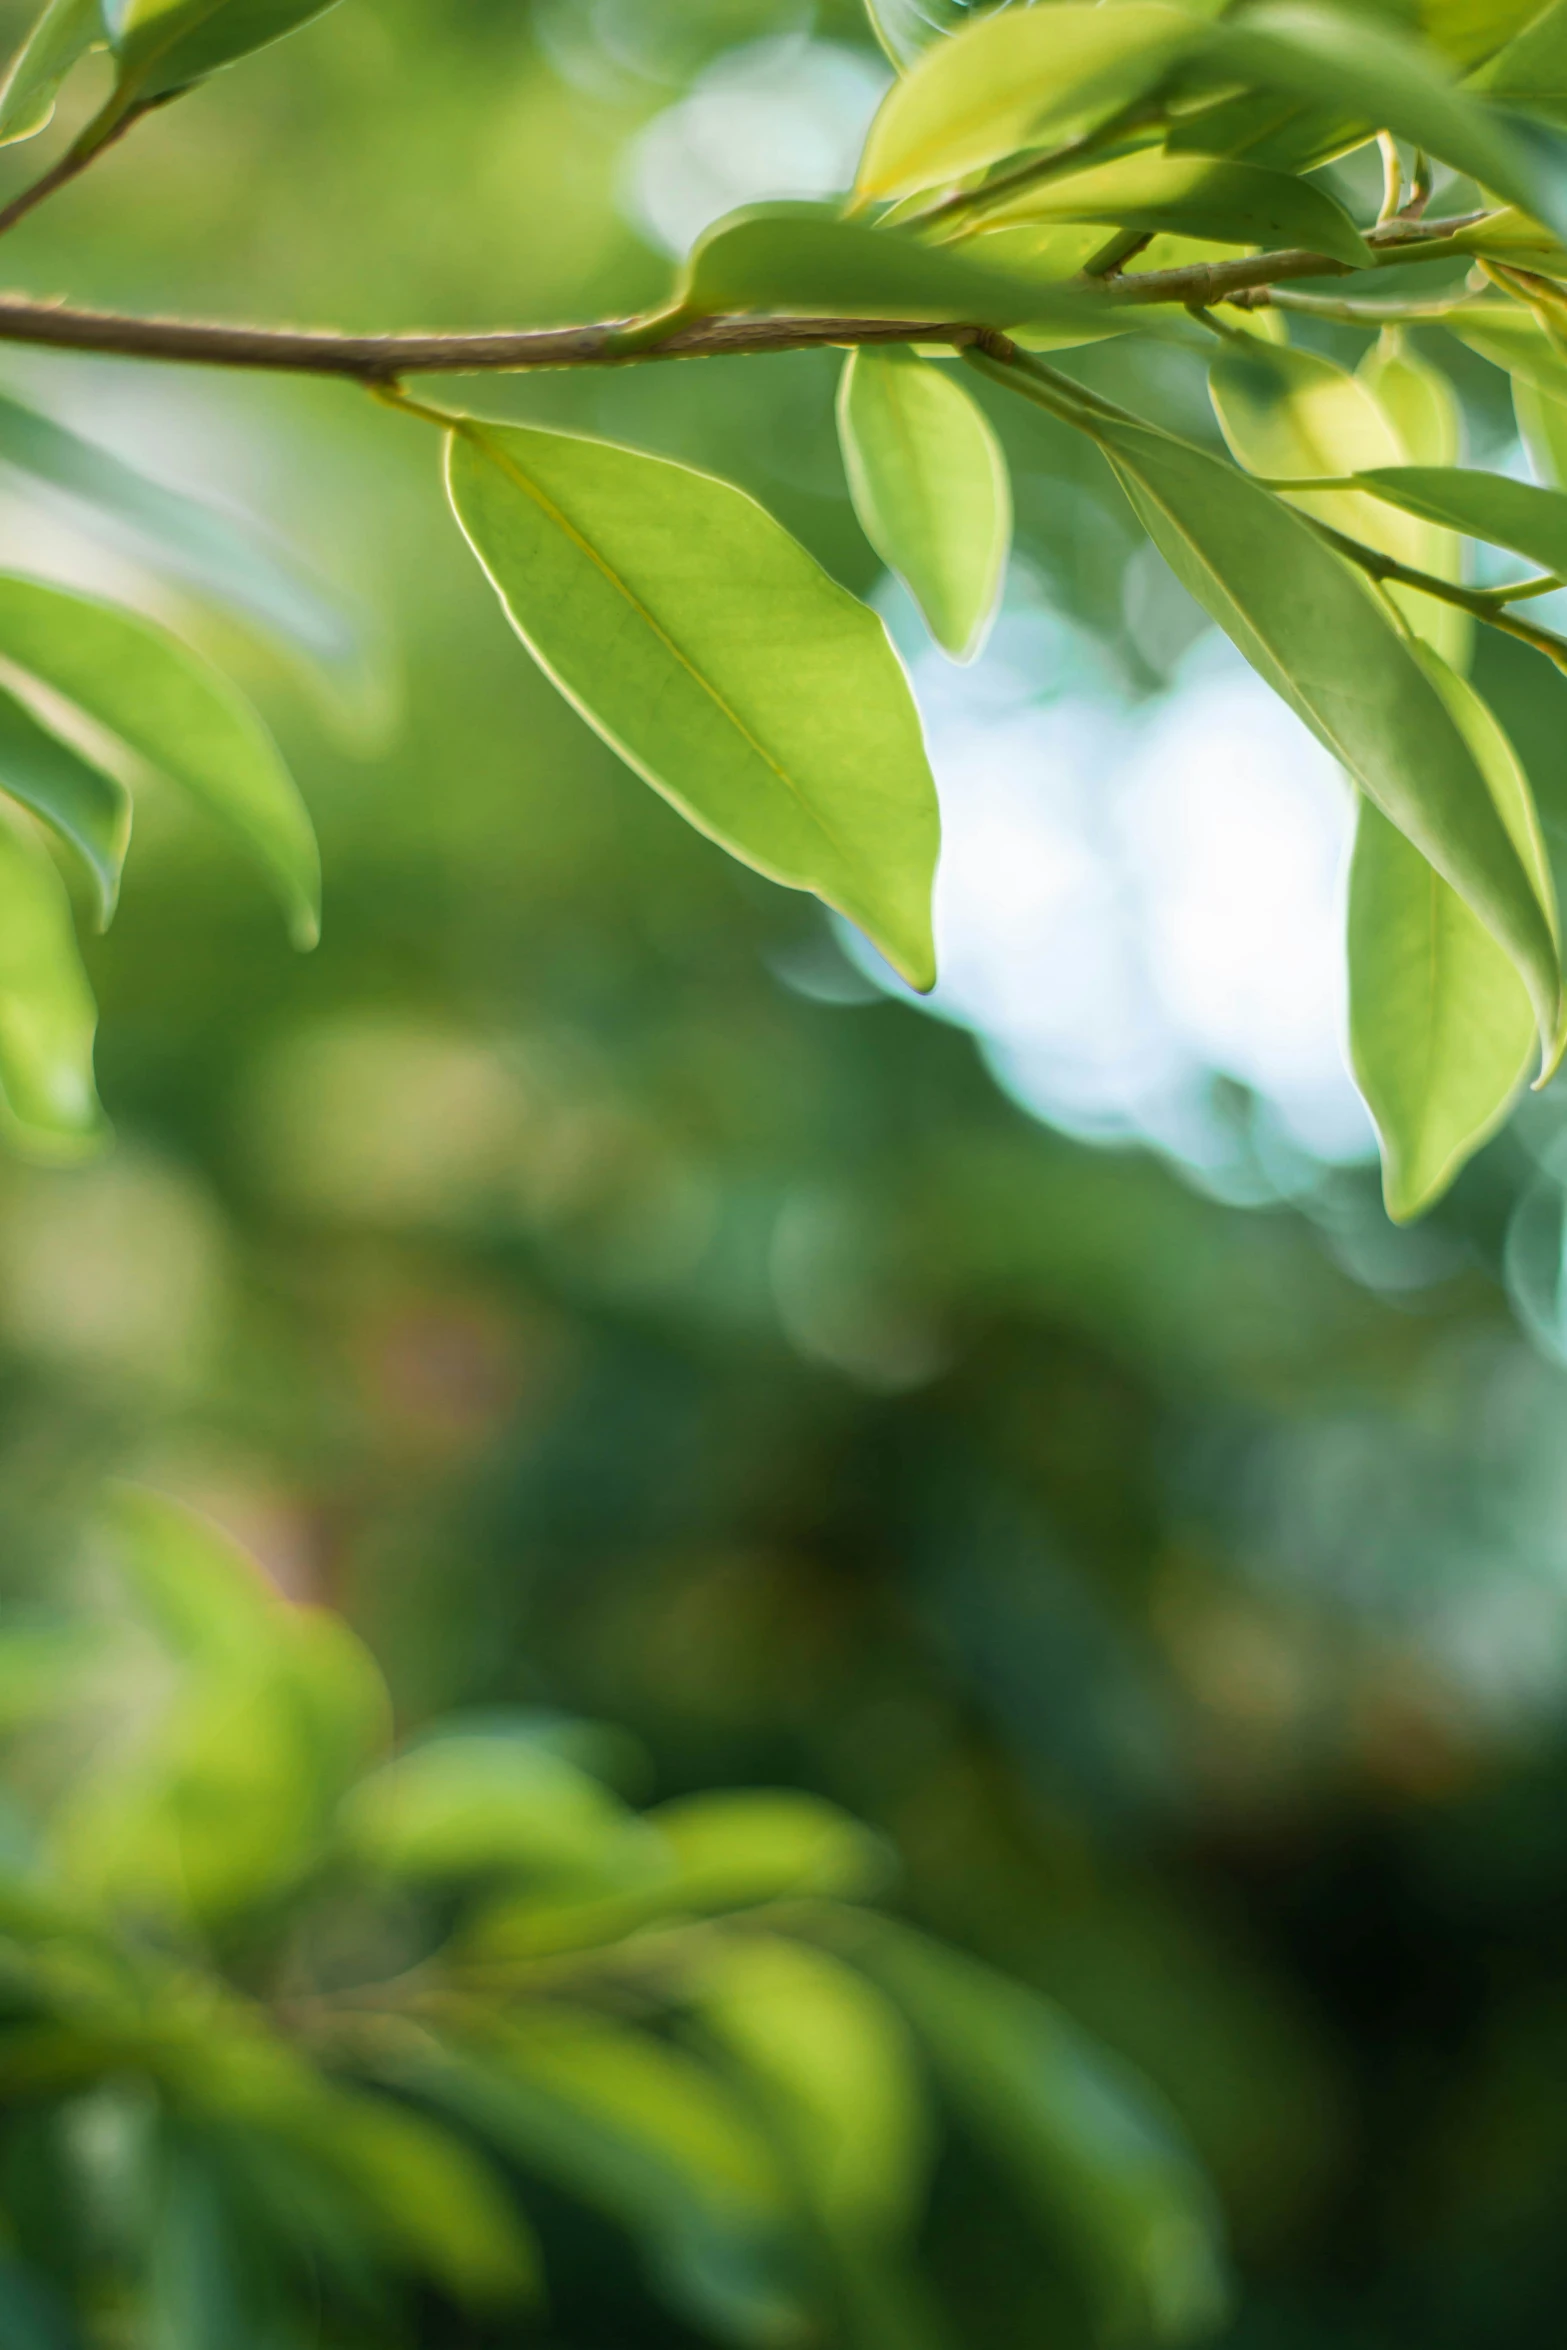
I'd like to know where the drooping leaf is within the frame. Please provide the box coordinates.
[403,2017,805,2346]
[648,1788,895,1909]
[855,1923,1229,2345]
[0,0,101,146]
[696,1936,932,2236]
[1468,0,1567,119]
[0,577,319,947]
[0,681,131,925]
[446,417,941,990]
[682,203,1111,333]
[838,347,1011,659]
[974,150,1373,266]
[0,807,103,1158]
[0,387,364,684]
[1007,378,1561,1043]
[853,3,1208,203]
[103,0,343,105]
[1359,328,1462,469]
[1210,2,1567,241]
[1208,336,1467,664]
[1349,649,1556,1217]
[1349,463,1567,576]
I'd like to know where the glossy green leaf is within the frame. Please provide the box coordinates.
[1420,0,1542,69]
[0,387,364,683]
[1514,371,1567,484]
[857,1923,1229,2344]
[1055,395,1560,1043]
[0,681,130,925]
[1208,336,1467,665]
[1211,3,1567,240]
[0,809,102,1158]
[1351,462,1567,575]
[1349,649,1555,1217]
[977,151,1373,266]
[406,2016,804,2346]
[838,348,1010,660]
[446,417,940,990]
[683,202,1112,334]
[854,4,1208,202]
[0,577,318,947]
[1359,328,1461,468]
[0,0,100,145]
[104,0,343,104]
[1469,0,1567,118]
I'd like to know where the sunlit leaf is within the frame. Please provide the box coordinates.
[1047,391,1561,1044]
[0,576,319,948]
[1447,301,1567,402]
[838,348,1011,660]
[1350,463,1567,576]
[975,151,1373,267]
[340,1730,649,1889]
[856,1923,1230,2344]
[0,682,130,926]
[0,808,102,1158]
[446,416,941,990]
[853,3,1207,203]
[863,0,1005,72]
[683,202,1111,333]
[1349,648,1556,1217]
[649,1788,895,1909]
[1514,371,1567,484]
[1359,328,1462,469]
[0,0,100,146]
[103,0,343,104]
[0,386,365,687]
[1209,334,1468,662]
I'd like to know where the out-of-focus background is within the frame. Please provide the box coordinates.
[5,0,1567,2341]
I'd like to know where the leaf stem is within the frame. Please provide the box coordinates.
[0,95,146,242]
[1302,514,1567,667]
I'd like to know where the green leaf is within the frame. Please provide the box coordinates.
[1514,371,1567,484]
[1211,3,1567,240]
[683,202,1112,334]
[1350,462,1567,575]
[340,1731,649,1889]
[853,3,1209,202]
[1447,300,1567,402]
[1359,328,1461,468]
[838,348,1010,660]
[1049,391,1561,1045]
[0,0,101,145]
[649,1788,895,1908]
[0,808,102,1158]
[1208,335,1467,664]
[696,1936,932,2237]
[976,151,1373,267]
[446,416,940,991]
[103,0,343,104]
[1468,0,1567,118]
[1349,649,1555,1217]
[405,2017,804,2346]
[0,681,130,925]
[855,1923,1229,2345]
[0,387,364,685]
[863,0,1000,72]
[0,576,319,948]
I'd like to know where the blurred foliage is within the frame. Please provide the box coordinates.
[0,1,1559,2346]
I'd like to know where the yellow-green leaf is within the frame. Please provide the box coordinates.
[0,680,130,925]
[838,347,1011,659]
[446,417,941,990]
[0,806,102,1157]
[1349,650,1557,1217]
[0,0,100,145]
[974,150,1373,267]
[104,0,342,103]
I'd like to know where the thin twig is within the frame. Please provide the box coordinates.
[0,100,145,241]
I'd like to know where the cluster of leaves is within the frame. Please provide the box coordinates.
[8,2,1567,1219]
[0,1490,1225,2348]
